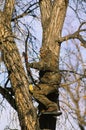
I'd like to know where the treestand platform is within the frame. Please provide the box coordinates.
[41,111,62,116]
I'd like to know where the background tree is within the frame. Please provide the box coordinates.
[0,0,86,130]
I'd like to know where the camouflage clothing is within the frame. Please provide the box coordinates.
[29,72,62,114]
[31,83,60,112]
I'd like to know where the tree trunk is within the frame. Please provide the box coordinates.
[0,0,68,130]
[38,0,68,130]
[28,0,68,129]
[0,0,39,130]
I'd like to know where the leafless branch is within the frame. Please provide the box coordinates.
[60,69,85,77]
[79,124,85,130]
[0,86,17,111]
[56,22,86,44]
[12,2,39,21]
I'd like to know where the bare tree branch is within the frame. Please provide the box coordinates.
[79,124,85,130]
[0,86,17,111]
[60,69,85,77]
[56,22,86,44]
[12,2,39,21]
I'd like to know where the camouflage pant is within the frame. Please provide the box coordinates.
[32,84,59,109]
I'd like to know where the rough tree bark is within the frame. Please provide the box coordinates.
[0,0,68,130]
[0,0,39,130]
[28,0,68,130]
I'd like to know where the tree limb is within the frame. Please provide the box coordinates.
[56,22,86,44]
[47,0,68,36]
[0,86,17,111]
[79,124,85,130]
[12,2,39,21]
[39,0,52,28]
[4,0,15,20]
[60,69,85,77]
